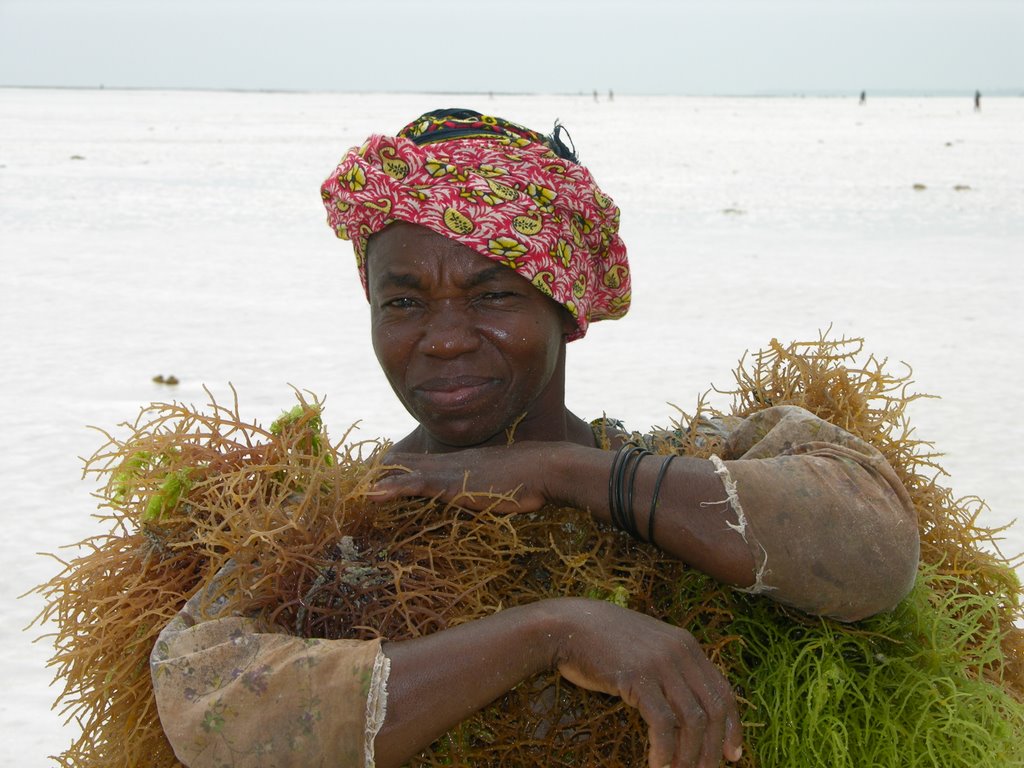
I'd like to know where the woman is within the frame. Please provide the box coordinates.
[151,109,919,768]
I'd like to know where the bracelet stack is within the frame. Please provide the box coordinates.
[607,444,677,544]
[647,454,677,544]
[607,444,649,540]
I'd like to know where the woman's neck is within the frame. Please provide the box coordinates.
[394,408,595,454]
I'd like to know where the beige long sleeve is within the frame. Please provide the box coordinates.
[150,567,386,768]
[713,405,919,620]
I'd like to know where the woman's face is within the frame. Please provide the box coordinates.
[367,222,576,451]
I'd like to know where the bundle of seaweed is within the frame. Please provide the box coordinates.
[724,333,1024,694]
[30,394,370,767]
[32,335,1024,767]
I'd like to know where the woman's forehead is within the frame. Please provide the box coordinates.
[367,221,464,255]
[366,222,524,288]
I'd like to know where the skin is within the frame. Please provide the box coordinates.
[368,221,589,452]
[365,223,746,768]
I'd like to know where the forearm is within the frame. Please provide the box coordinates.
[374,410,920,621]
[154,592,562,768]
[375,600,561,768]
[547,441,917,621]
[376,596,743,768]
[546,444,756,588]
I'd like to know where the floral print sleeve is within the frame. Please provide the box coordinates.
[150,563,386,768]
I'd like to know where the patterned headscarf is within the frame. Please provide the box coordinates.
[320,109,630,340]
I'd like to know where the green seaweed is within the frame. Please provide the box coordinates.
[142,468,192,522]
[272,403,331,463]
[724,565,1024,767]
[111,451,152,501]
[584,584,630,608]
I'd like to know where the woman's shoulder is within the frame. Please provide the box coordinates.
[589,411,742,454]
[591,405,857,458]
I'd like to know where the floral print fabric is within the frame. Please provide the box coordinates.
[320,112,630,340]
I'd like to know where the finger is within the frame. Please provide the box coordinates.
[666,683,707,768]
[721,681,743,762]
[685,680,725,768]
[372,470,494,508]
[688,645,742,763]
[378,449,412,467]
[632,687,680,768]
[677,643,741,766]
[369,471,427,500]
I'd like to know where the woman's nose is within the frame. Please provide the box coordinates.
[419,306,481,357]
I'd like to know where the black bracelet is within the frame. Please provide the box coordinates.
[607,445,631,532]
[621,448,648,539]
[647,454,677,544]
[608,444,650,539]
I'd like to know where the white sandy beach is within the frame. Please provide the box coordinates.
[1,88,1021,764]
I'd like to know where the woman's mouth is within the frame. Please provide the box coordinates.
[413,376,499,411]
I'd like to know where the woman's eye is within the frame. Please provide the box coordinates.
[479,291,514,302]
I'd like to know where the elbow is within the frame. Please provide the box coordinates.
[747,502,921,623]
[834,548,918,622]
[839,479,921,622]
[817,515,920,623]
[867,523,921,619]
[723,446,922,623]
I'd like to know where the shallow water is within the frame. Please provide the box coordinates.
[1,88,1022,765]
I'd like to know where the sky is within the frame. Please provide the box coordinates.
[1,0,1022,95]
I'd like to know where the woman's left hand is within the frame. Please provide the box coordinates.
[370,442,577,513]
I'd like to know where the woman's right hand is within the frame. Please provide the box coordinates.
[378,597,741,768]
[548,598,743,768]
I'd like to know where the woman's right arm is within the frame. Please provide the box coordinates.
[153,586,741,768]
[378,597,742,768]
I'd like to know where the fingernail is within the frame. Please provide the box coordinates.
[368,480,395,495]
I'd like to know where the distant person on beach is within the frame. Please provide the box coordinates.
[859,90,866,104]
[149,108,920,768]
[975,90,982,110]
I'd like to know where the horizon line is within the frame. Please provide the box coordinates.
[3,84,1023,99]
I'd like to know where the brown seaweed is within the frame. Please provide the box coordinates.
[30,336,1024,767]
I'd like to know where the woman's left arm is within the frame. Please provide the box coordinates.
[372,406,919,622]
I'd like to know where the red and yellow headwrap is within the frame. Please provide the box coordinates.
[320,109,630,340]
